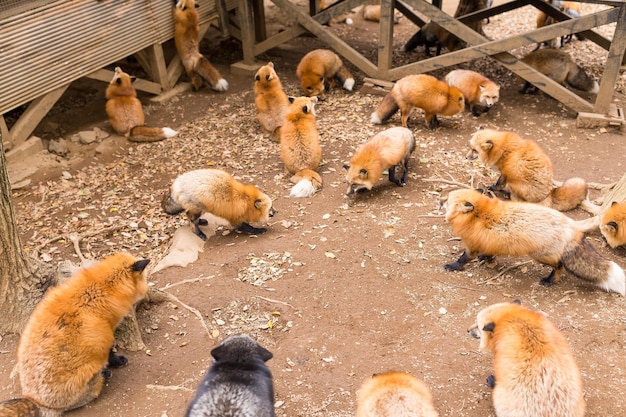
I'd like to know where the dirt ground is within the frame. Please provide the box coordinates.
[2,1,626,416]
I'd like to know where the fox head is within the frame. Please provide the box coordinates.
[466,127,509,165]
[467,300,522,352]
[109,67,135,88]
[286,96,317,117]
[299,72,326,97]
[246,187,276,224]
[175,0,199,11]
[442,189,490,224]
[255,62,279,84]
[600,201,626,248]
[478,83,500,108]
[344,163,374,195]
[211,334,273,364]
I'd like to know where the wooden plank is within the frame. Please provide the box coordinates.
[0,115,9,149]
[9,84,68,149]
[143,44,169,91]
[593,4,626,114]
[577,105,625,131]
[86,69,163,95]
[377,0,395,78]
[239,0,257,66]
[396,0,427,27]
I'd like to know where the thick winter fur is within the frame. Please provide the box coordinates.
[520,49,599,94]
[370,74,465,130]
[443,189,626,295]
[174,0,228,92]
[296,49,355,97]
[468,301,585,417]
[601,201,626,248]
[254,62,290,141]
[444,69,500,116]
[402,22,460,56]
[162,169,276,239]
[344,127,416,195]
[0,398,41,416]
[362,5,403,23]
[356,371,439,417]
[279,96,323,197]
[185,334,275,417]
[467,128,587,211]
[12,253,150,417]
[105,67,178,142]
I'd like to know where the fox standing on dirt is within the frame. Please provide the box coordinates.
[0,253,150,417]
[279,96,323,198]
[162,168,276,240]
[254,62,290,141]
[174,0,228,92]
[402,22,460,56]
[356,371,440,417]
[468,300,585,417]
[105,67,178,142]
[371,74,465,130]
[519,49,599,94]
[467,128,588,211]
[443,189,626,295]
[296,49,355,97]
[344,127,416,195]
[444,69,500,116]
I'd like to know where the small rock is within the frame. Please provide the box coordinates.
[48,138,69,156]
[78,130,97,144]
[93,127,110,140]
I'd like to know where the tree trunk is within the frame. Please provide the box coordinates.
[0,135,56,334]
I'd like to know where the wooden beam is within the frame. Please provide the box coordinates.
[86,69,163,95]
[0,115,10,150]
[377,0,395,78]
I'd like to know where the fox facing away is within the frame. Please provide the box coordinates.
[174,0,228,92]
[296,49,355,97]
[344,127,416,195]
[162,169,276,240]
[105,67,178,142]
[0,253,150,417]
[254,62,290,141]
[279,96,323,198]
[371,74,465,130]
[468,300,585,417]
[444,69,500,116]
[356,371,440,417]
[519,48,599,94]
[467,128,588,211]
[443,189,625,295]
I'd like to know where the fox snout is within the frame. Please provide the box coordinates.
[465,148,478,160]
[269,207,277,218]
[467,323,481,339]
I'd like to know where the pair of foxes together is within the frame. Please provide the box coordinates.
[0,253,595,417]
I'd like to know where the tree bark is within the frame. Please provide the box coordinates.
[0,135,56,334]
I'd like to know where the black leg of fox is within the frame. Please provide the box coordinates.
[187,211,207,240]
[486,374,496,388]
[403,29,424,52]
[520,81,539,94]
[108,348,128,369]
[445,250,473,271]
[539,264,564,287]
[388,165,402,186]
[427,115,440,131]
[237,222,267,235]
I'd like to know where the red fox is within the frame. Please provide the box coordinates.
[254,62,290,142]
[402,22,461,56]
[519,49,599,94]
[162,168,276,240]
[279,96,323,198]
[467,128,587,211]
[370,74,465,130]
[601,201,626,248]
[174,0,228,92]
[536,1,583,48]
[296,49,355,97]
[443,189,626,295]
[105,67,178,142]
[356,371,439,417]
[468,300,585,417]
[444,69,500,116]
[362,5,403,23]
[2,253,150,417]
[344,127,416,195]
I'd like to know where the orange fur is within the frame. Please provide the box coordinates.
[162,169,275,239]
[14,253,150,416]
[601,201,626,248]
[296,49,355,97]
[344,127,416,194]
[371,74,464,130]
[254,62,289,141]
[468,301,585,417]
[174,0,228,92]
[279,96,323,197]
[362,5,402,23]
[356,371,439,417]
[467,128,587,211]
[105,67,177,142]
[443,189,625,294]
[444,69,500,116]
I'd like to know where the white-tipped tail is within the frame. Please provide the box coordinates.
[345,17,354,25]
[290,179,317,198]
[598,262,626,295]
[213,79,229,92]
[162,128,178,138]
[343,78,355,91]
[589,81,600,94]
[370,112,382,124]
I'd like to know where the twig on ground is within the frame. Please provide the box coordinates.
[159,276,216,291]
[477,260,533,284]
[254,295,296,310]
[434,277,481,292]
[422,176,473,189]
[34,225,126,258]
[146,384,193,392]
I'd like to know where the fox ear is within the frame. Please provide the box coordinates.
[288,96,296,104]
[359,168,368,179]
[512,299,522,305]
[130,76,137,83]
[268,61,274,68]
[482,322,495,332]
[254,199,266,210]
[131,259,150,272]
[606,221,618,233]
[480,140,494,151]
[343,164,350,171]
[194,1,199,8]
[611,201,619,207]
[256,345,273,362]
[255,74,261,81]
[210,344,226,361]
[460,201,474,213]
[115,77,123,85]
[479,84,486,92]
